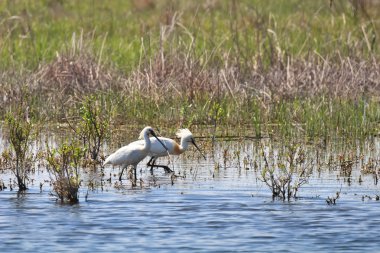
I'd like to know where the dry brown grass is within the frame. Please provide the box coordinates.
[0,28,379,130]
[245,56,380,100]
[125,50,380,102]
[1,47,379,116]
[33,52,112,94]
[32,33,115,96]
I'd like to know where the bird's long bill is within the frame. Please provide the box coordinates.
[192,139,206,160]
[151,132,169,151]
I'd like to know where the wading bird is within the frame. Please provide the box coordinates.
[103,126,168,183]
[133,128,206,173]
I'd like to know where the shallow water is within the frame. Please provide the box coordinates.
[1,139,380,252]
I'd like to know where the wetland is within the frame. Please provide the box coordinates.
[1,0,380,252]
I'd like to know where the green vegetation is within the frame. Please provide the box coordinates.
[1,0,378,69]
[73,94,112,161]
[46,141,84,203]
[0,0,379,141]
[2,102,35,191]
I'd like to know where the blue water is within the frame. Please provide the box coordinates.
[1,140,380,252]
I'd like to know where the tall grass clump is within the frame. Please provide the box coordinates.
[263,97,380,141]
[46,142,84,204]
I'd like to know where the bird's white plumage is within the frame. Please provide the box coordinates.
[103,126,154,167]
[103,126,169,181]
[176,128,193,139]
[131,128,199,158]
[138,129,147,140]
[103,143,146,166]
[104,127,203,177]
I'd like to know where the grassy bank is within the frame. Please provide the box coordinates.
[1,0,379,70]
[0,0,380,140]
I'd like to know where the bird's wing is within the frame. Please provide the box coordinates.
[149,137,175,156]
[104,144,146,166]
[127,137,176,157]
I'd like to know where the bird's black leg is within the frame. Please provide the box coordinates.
[119,166,126,181]
[134,166,137,186]
[158,165,173,173]
[147,156,156,175]
[151,160,173,174]
[147,157,173,174]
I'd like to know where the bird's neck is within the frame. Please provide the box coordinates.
[143,134,151,151]
[179,138,189,153]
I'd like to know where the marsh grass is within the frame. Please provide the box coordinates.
[1,49,379,141]
[1,1,379,68]
[32,31,114,96]
[0,0,380,141]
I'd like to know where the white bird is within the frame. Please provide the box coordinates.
[103,126,168,183]
[132,128,206,173]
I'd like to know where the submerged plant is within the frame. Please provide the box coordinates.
[46,142,85,204]
[260,144,312,200]
[326,189,341,205]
